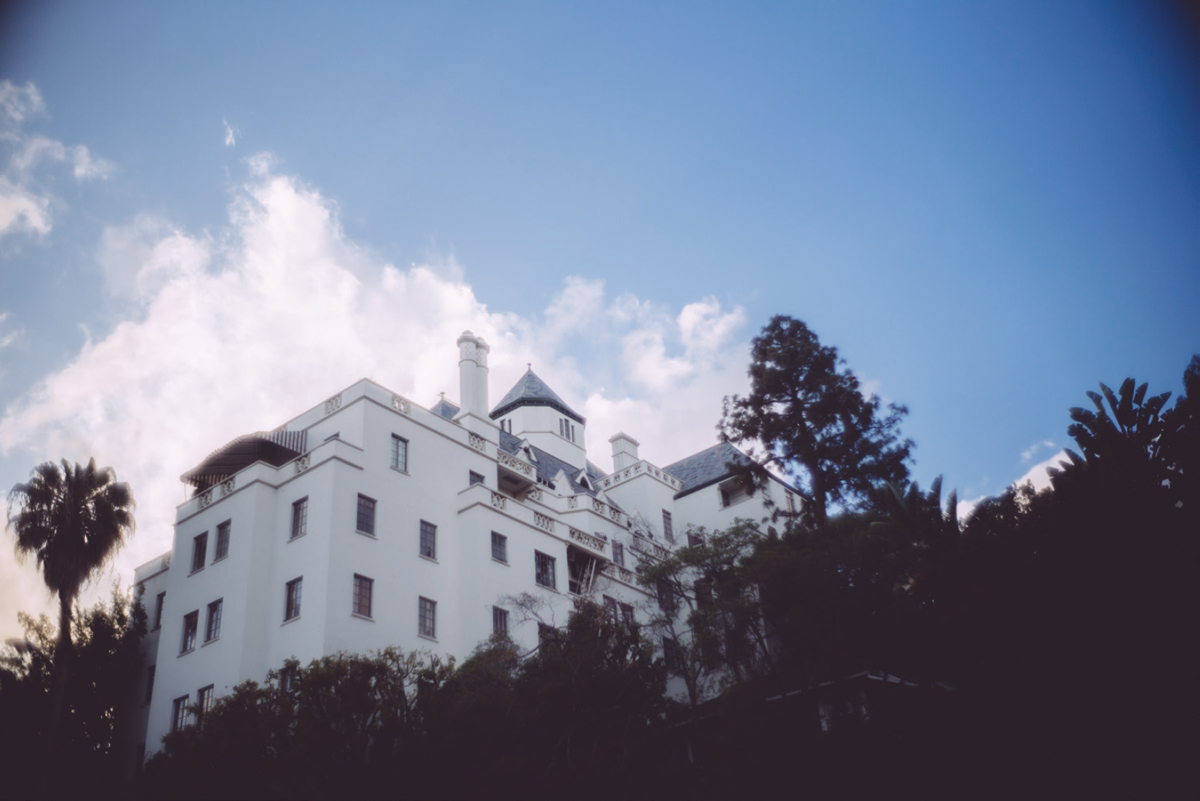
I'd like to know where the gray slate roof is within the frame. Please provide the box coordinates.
[497,428,611,500]
[490,369,585,424]
[663,442,754,498]
[430,398,460,420]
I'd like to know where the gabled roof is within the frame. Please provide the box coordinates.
[490,368,585,424]
[663,441,753,498]
[497,429,615,502]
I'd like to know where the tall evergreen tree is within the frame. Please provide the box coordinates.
[721,315,912,528]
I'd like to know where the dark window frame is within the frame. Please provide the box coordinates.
[356,494,376,536]
[418,597,436,638]
[214,520,231,560]
[491,531,508,562]
[205,598,223,642]
[419,520,437,559]
[181,611,198,653]
[191,532,207,572]
[353,574,373,618]
[291,497,308,540]
[391,434,408,472]
[535,551,556,589]
[285,577,303,621]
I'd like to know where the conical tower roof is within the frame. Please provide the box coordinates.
[490,368,585,423]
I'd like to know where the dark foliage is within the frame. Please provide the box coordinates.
[721,315,913,528]
[0,587,145,799]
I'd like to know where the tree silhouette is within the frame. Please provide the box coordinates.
[6,458,135,791]
[721,315,912,528]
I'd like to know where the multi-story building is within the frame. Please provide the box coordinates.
[131,331,794,756]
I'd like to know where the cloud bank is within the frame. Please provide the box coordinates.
[0,155,750,637]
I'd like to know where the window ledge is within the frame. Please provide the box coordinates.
[492,557,509,566]
[418,633,438,643]
[188,566,204,576]
[202,636,219,647]
[178,648,195,657]
[356,530,377,539]
[212,555,228,564]
[536,584,560,593]
[351,613,374,622]
[391,467,409,476]
[282,615,301,626]
[419,554,438,564]
[288,533,306,543]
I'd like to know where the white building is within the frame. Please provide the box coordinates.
[132,332,794,756]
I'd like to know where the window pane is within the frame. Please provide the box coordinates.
[391,435,408,471]
[286,578,302,620]
[191,533,207,571]
[420,520,437,559]
[353,574,373,617]
[491,532,507,562]
[357,495,375,535]
[215,521,230,560]
[535,552,555,588]
[419,597,436,638]
[205,599,222,641]
[291,498,308,539]
[492,606,508,635]
[612,542,624,567]
[662,510,674,543]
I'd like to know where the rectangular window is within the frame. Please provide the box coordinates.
[535,551,556,589]
[181,611,198,653]
[418,597,436,638]
[285,577,302,621]
[420,520,437,559]
[291,497,308,540]
[353,574,373,618]
[153,592,165,630]
[171,695,189,732]
[657,579,674,612]
[198,685,214,726]
[144,665,155,704]
[603,595,618,620]
[612,541,624,567]
[491,531,507,562]
[356,494,376,535]
[191,532,207,572]
[786,492,796,513]
[469,470,485,486]
[662,511,674,543]
[663,637,682,673]
[538,622,556,651]
[695,578,714,609]
[719,478,752,508]
[205,599,223,642]
[687,531,703,548]
[620,603,635,629]
[391,434,408,471]
[492,606,508,636]
[214,520,230,560]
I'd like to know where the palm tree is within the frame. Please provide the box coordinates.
[6,458,135,779]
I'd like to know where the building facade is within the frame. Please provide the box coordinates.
[132,331,794,756]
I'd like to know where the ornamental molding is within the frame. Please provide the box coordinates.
[197,489,213,509]
[324,394,343,415]
[391,395,411,414]
[569,528,606,553]
[294,454,311,474]
[220,477,236,497]
[491,492,507,511]
[497,450,534,477]
[534,512,554,531]
[468,433,486,452]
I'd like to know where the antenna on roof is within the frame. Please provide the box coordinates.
[439,392,445,401]
[527,363,531,371]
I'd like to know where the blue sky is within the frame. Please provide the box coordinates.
[1,1,1197,638]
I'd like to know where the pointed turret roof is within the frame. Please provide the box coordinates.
[490,368,585,424]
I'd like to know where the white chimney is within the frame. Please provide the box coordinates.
[475,336,490,416]
[609,432,640,472]
[456,331,481,417]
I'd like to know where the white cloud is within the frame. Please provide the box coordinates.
[0,81,113,241]
[0,312,21,350]
[0,176,51,236]
[1020,439,1056,462]
[0,80,45,127]
[0,155,752,638]
[223,119,238,148]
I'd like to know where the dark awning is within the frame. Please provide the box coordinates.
[181,430,307,489]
